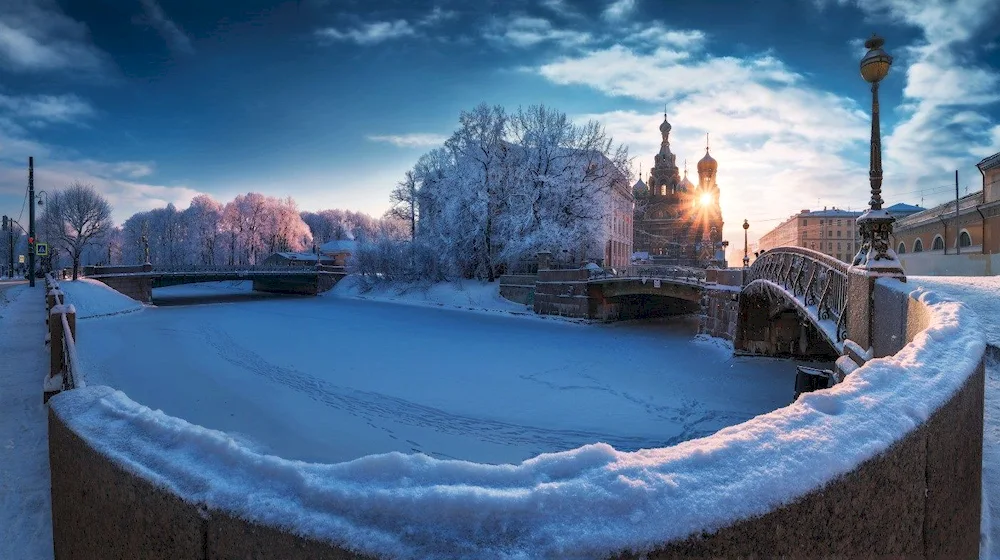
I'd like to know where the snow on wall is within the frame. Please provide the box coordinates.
[49,285,985,559]
[56,279,144,319]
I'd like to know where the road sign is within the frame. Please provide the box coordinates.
[653,279,661,288]
[35,242,48,256]
[18,255,24,264]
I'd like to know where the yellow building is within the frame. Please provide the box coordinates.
[757,208,862,263]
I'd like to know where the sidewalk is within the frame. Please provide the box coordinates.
[0,283,54,560]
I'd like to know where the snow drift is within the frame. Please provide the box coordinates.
[55,278,144,319]
[49,284,985,559]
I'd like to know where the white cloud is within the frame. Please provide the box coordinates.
[137,0,195,55]
[484,16,592,49]
[0,93,94,124]
[419,6,458,26]
[540,0,583,19]
[830,0,1000,202]
[366,133,448,148]
[602,0,637,21]
[0,0,112,75]
[316,20,416,45]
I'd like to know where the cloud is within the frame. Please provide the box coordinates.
[136,0,195,55]
[602,0,637,21]
[829,0,1000,200]
[0,93,94,124]
[0,0,112,75]
[540,0,584,19]
[366,133,448,148]
[484,15,592,49]
[316,20,416,45]
[419,6,458,26]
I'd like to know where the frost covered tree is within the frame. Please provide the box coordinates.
[46,182,113,280]
[388,170,419,241]
[404,103,629,281]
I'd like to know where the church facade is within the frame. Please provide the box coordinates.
[632,114,725,267]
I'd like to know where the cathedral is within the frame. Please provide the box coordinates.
[632,113,725,266]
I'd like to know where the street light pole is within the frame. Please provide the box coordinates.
[36,190,49,273]
[742,219,750,287]
[855,34,900,270]
[28,157,35,287]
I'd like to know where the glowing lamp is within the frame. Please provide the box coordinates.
[860,35,892,83]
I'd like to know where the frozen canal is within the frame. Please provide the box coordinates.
[75,281,801,465]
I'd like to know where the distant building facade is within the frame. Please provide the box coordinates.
[601,175,635,269]
[892,152,1000,260]
[632,114,724,267]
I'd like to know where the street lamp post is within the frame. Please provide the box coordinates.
[36,190,49,273]
[742,219,750,287]
[855,34,899,269]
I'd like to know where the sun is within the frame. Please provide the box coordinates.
[699,193,712,206]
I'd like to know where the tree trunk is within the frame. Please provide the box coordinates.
[72,256,80,281]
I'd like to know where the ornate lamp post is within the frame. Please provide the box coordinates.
[742,219,750,286]
[855,34,901,271]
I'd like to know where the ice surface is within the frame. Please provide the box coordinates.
[51,278,983,559]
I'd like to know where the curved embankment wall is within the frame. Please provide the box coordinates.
[48,281,985,559]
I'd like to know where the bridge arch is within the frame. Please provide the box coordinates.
[734,247,846,359]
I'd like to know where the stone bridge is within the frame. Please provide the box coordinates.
[82,264,347,303]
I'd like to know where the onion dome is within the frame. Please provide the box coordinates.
[659,114,671,136]
[698,148,717,175]
[632,178,648,196]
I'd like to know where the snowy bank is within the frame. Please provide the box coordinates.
[327,276,532,316]
[55,278,144,319]
[47,283,986,558]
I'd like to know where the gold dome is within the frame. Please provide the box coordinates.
[697,149,717,174]
[659,115,671,136]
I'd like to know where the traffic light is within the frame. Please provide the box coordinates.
[28,237,33,245]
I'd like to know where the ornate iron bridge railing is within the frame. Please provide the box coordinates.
[746,247,849,342]
[589,265,707,284]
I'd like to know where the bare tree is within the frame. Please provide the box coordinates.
[387,170,418,241]
[48,182,113,280]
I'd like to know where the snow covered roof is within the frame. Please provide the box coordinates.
[272,252,320,261]
[319,240,357,254]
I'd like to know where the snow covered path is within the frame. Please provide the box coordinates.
[907,276,1000,559]
[0,283,54,560]
[71,281,802,466]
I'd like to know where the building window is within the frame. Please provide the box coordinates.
[837,230,842,237]
[828,230,833,237]
[913,239,924,253]
[898,242,906,254]
[959,230,972,247]
[802,219,808,226]
[932,235,945,250]
[819,219,824,225]
[837,242,842,250]
[828,242,833,250]
[811,242,816,249]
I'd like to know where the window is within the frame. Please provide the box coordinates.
[836,220,842,226]
[836,253,842,261]
[898,242,906,254]
[837,242,842,250]
[932,235,944,250]
[914,239,924,253]
[828,242,833,250]
[819,219,824,225]
[837,230,842,238]
[828,230,833,237]
[802,219,808,226]
[811,242,816,249]
[959,231,972,247]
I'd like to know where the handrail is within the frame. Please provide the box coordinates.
[588,265,707,284]
[747,247,849,341]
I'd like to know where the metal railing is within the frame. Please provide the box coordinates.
[746,247,849,341]
[588,265,707,284]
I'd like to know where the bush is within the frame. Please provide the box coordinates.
[349,238,454,290]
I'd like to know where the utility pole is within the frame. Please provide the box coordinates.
[955,169,961,255]
[28,157,35,287]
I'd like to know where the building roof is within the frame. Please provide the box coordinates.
[894,191,984,230]
[799,208,862,218]
[885,203,924,214]
[977,151,1000,171]
[272,252,320,261]
[319,239,358,253]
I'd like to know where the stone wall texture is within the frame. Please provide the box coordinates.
[498,274,536,305]
[698,287,739,341]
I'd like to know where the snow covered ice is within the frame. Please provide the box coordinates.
[72,279,800,465]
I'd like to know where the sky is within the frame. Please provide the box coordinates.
[0,0,997,247]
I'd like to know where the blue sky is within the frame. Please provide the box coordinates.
[0,0,997,244]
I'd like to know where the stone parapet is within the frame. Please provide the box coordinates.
[699,286,739,341]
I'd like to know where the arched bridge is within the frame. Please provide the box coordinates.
[532,265,708,320]
[735,247,848,359]
[83,264,346,303]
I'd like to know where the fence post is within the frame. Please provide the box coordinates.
[49,305,65,380]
